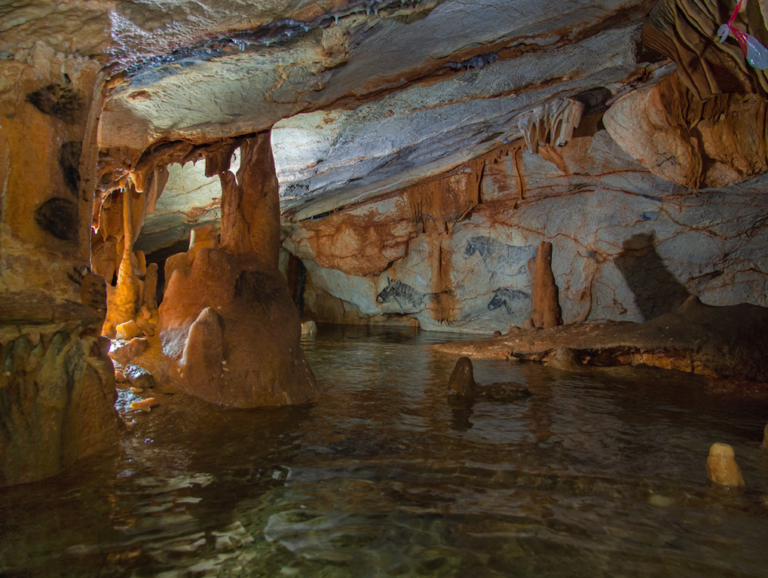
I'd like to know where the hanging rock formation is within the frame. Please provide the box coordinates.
[0,43,119,486]
[518,98,585,155]
[604,73,768,189]
[158,132,317,408]
[642,0,768,100]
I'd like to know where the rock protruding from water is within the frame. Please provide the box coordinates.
[706,443,745,488]
[432,297,768,384]
[158,132,317,408]
[448,357,531,402]
[547,347,583,371]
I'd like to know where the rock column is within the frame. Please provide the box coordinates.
[0,44,119,487]
[158,131,317,408]
[528,241,563,329]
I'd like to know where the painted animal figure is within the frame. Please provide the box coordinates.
[444,52,498,72]
[375,276,428,311]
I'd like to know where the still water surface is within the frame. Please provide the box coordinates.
[2,325,768,577]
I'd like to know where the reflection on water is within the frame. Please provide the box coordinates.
[2,324,768,577]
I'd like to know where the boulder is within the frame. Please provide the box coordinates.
[109,337,149,366]
[124,364,155,390]
[116,320,142,340]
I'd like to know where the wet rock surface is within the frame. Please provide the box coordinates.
[432,296,768,384]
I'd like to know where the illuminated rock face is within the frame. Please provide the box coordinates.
[286,122,768,334]
[158,133,317,408]
[0,45,120,486]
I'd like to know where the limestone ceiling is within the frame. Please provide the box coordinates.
[4,0,666,245]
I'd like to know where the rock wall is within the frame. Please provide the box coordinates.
[0,44,120,485]
[285,116,768,334]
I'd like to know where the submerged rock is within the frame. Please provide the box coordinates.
[448,357,531,402]
[706,443,746,488]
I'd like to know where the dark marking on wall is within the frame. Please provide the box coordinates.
[66,267,83,286]
[60,141,82,196]
[445,52,498,71]
[487,288,530,315]
[376,276,429,312]
[464,236,537,270]
[26,84,84,124]
[34,198,78,241]
[233,270,282,310]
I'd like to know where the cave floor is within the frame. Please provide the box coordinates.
[2,325,768,577]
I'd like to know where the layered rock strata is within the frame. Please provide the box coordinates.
[0,44,120,485]
[158,133,317,408]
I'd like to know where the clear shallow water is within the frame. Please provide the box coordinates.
[2,324,768,577]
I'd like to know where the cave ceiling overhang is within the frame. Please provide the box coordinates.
[4,1,675,248]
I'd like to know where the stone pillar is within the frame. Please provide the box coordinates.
[103,186,143,337]
[528,241,563,329]
[0,44,119,487]
[158,131,317,408]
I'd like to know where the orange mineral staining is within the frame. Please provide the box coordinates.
[130,398,159,413]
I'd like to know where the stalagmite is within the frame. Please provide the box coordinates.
[706,443,746,487]
[164,223,220,291]
[158,131,317,408]
[103,187,143,337]
[528,242,563,329]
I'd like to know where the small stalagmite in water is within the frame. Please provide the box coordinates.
[762,424,768,450]
[706,443,745,487]
[448,357,532,402]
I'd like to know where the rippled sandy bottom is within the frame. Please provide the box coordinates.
[2,325,768,577]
